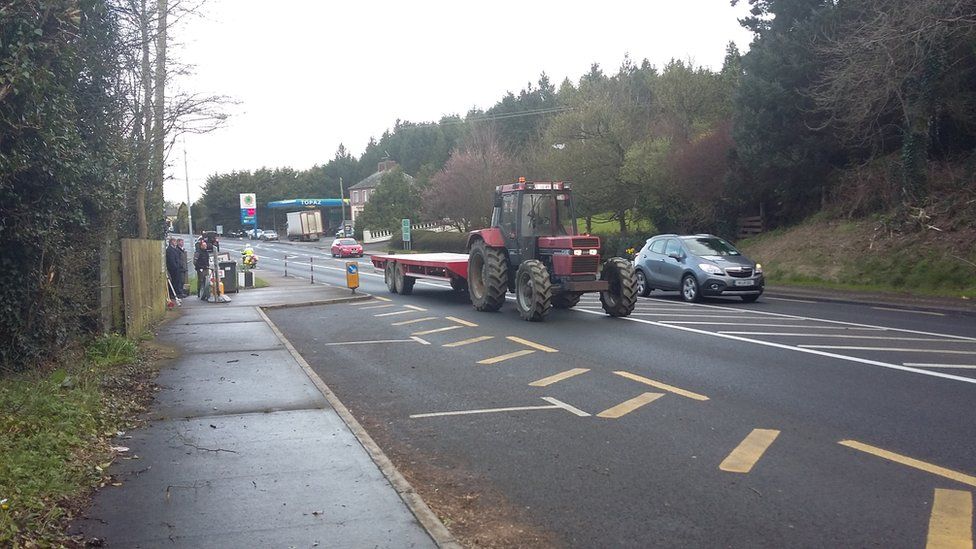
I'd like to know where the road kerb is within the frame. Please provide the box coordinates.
[258,306,460,549]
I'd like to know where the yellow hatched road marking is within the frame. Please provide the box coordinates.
[445,316,478,327]
[529,368,590,387]
[478,349,536,365]
[719,429,781,473]
[412,325,464,336]
[839,440,976,488]
[613,371,710,401]
[506,336,558,353]
[596,392,664,419]
[404,304,428,311]
[360,304,395,310]
[373,296,392,302]
[442,336,494,348]
[374,309,417,317]
[392,316,438,326]
[927,489,972,549]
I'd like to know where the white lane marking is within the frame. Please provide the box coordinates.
[633,314,799,319]
[410,336,431,345]
[412,325,464,336]
[662,322,884,330]
[904,363,976,369]
[360,304,395,310]
[373,296,392,302]
[541,396,592,417]
[764,296,817,304]
[391,316,438,326]
[799,346,976,355]
[641,299,976,342]
[873,306,945,317]
[404,305,428,311]
[719,332,972,342]
[324,339,417,346]
[374,309,418,317]
[410,397,583,419]
[573,308,976,385]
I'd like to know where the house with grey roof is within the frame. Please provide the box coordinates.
[348,160,415,223]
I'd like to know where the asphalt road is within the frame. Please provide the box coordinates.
[229,237,976,547]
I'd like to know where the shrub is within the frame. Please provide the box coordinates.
[389,230,468,253]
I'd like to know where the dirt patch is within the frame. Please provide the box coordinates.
[359,416,560,548]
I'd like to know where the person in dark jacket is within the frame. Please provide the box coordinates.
[165,238,180,298]
[176,238,188,297]
[194,239,211,299]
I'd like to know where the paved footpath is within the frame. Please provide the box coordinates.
[72,275,450,548]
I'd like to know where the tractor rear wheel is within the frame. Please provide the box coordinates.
[395,262,415,295]
[385,262,398,294]
[468,240,508,312]
[600,257,638,317]
[552,292,581,309]
[515,260,552,321]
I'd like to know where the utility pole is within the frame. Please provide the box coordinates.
[183,139,194,237]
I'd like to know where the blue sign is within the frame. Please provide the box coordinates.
[347,264,358,274]
[240,208,255,224]
[266,198,347,209]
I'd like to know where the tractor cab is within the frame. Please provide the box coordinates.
[492,179,577,268]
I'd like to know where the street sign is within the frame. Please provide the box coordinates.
[401,218,411,242]
[240,209,255,224]
[216,225,223,235]
[239,193,256,209]
[345,261,359,290]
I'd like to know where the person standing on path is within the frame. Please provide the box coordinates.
[194,240,211,299]
[176,238,188,297]
[165,238,180,299]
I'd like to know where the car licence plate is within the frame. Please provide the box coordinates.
[733,279,754,287]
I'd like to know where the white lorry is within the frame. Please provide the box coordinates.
[286,210,323,241]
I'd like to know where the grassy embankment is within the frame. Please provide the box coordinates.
[0,334,160,546]
[737,217,976,299]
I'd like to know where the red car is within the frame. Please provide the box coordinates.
[331,238,363,258]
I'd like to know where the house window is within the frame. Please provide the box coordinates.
[353,191,359,202]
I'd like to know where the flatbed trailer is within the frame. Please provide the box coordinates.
[371,252,470,294]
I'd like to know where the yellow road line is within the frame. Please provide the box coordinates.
[839,440,976,488]
[404,304,428,311]
[529,368,590,387]
[478,349,536,365]
[442,336,494,348]
[596,392,664,419]
[373,296,392,302]
[719,429,781,473]
[374,309,417,317]
[360,304,395,310]
[927,488,972,549]
[392,316,438,326]
[506,336,558,353]
[612,371,710,401]
[412,325,464,336]
[445,316,478,327]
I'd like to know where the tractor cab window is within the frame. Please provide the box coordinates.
[500,193,517,238]
[521,192,575,237]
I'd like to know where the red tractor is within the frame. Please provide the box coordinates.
[465,179,637,321]
[372,179,638,321]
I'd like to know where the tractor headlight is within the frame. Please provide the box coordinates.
[699,263,724,275]
[573,249,583,256]
[589,249,598,255]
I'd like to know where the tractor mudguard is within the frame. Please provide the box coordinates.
[466,227,505,250]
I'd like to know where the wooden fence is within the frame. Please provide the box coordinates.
[120,238,168,336]
[737,216,765,240]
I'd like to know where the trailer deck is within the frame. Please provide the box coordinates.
[371,253,470,282]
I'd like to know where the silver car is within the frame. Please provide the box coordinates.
[633,234,764,302]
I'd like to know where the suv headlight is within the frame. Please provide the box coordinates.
[755,263,763,274]
[698,263,723,275]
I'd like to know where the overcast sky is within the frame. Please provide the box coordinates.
[165,0,754,204]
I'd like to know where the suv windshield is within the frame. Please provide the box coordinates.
[684,237,740,256]
[520,192,575,236]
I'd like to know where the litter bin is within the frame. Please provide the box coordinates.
[218,261,238,293]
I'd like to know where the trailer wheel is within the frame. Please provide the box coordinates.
[515,260,552,321]
[385,262,398,294]
[468,240,508,312]
[450,276,468,292]
[396,262,415,295]
[600,257,637,317]
[552,292,581,309]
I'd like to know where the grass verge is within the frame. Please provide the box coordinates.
[0,334,163,546]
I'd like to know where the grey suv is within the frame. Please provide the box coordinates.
[633,234,764,302]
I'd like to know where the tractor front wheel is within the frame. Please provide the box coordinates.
[552,292,581,309]
[468,240,508,312]
[515,260,552,321]
[600,257,638,317]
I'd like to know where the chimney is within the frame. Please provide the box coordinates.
[377,160,398,172]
